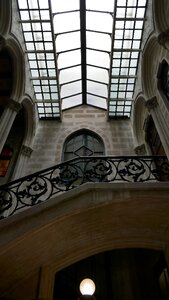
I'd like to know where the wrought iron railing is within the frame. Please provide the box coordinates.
[0,156,169,219]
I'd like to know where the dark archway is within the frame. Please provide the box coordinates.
[0,49,13,114]
[53,248,168,300]
[157,59,169,111]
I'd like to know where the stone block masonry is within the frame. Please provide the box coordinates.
[25,106,135,176]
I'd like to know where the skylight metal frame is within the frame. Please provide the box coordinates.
[18,0,61,119]
[108,0,147,118]
[17,0,148,119]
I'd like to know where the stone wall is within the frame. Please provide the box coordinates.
[25,106,135,176]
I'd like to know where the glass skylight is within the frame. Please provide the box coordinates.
[17,0,147,119]
[108,0,147,117]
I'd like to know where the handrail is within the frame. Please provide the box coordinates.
[0,155,169,219]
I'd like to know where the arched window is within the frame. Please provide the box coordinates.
[63,130,104,161]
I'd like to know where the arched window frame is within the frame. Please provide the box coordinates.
[62,130,105,162]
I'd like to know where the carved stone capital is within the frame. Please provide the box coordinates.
[145,97,158,111]
[134,144,147,155]
[0,36,6,51]
[158,29,169,50]
[8,99,22,113]
[21,145,33,157]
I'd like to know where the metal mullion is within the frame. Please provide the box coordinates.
[53,9,79,16]
[107,0,118,116]
[87,47,110,55]
[126,0,141,106]
[115,17,146,21]
[20,19,50,23]
[87,92,107,100]
[113,48,141,52]
[48,0,62,117]
[35,100,59,103]
[60,79,81,87]
[111,75,137,78]
[31,76,56,80]
[57,47,81,55]
[55,29,80,37]
[87,78,108,86]
[115,37,140,41]
[86,9,113,15]
[61,92,82,100]
[59,64,81,72]
[20,8,49,11]
[31,0,45,100]
[87,63,109,71]
[26,49,53,53]
[86,29,111,36]
[80,0,87,104]
[125,0,138,103]
[117,4,127,109]
[28,0,43,95]
[39,3,51,89]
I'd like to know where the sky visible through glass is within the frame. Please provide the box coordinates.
[17,0,147,118]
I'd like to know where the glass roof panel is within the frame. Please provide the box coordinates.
[108,0,148,117]
[17,0,148,119]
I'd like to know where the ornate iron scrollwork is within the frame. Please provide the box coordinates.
[0,156,168,219]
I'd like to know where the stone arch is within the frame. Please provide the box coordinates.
[21,95,35,147]
[0,0,12,37]
[157,58,169,111]
[57,125,111,162]
[8,95,36,180]
[142,34,160,98]
[3,35,25,102]
[153,0,169,34]
[132,94,147,147]
[62,128,105,160]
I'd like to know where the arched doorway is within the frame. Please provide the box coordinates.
[53,248,169,300]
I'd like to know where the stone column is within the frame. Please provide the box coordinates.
[0,99,21,154]
[11,144,33,180]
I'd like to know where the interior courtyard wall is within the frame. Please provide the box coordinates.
[132,0,169,155]
[25,106,135,176]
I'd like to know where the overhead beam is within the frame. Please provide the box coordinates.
[80,0,87,104]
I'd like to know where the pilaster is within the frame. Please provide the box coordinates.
[0,99,22,153]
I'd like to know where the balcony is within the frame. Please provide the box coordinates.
[0,155,169,219]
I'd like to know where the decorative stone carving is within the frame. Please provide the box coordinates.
[157,29,169,50]
[21,145,33,157]
[145,97,158,111]
[8,99,22,113]
[134,144,147,155]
